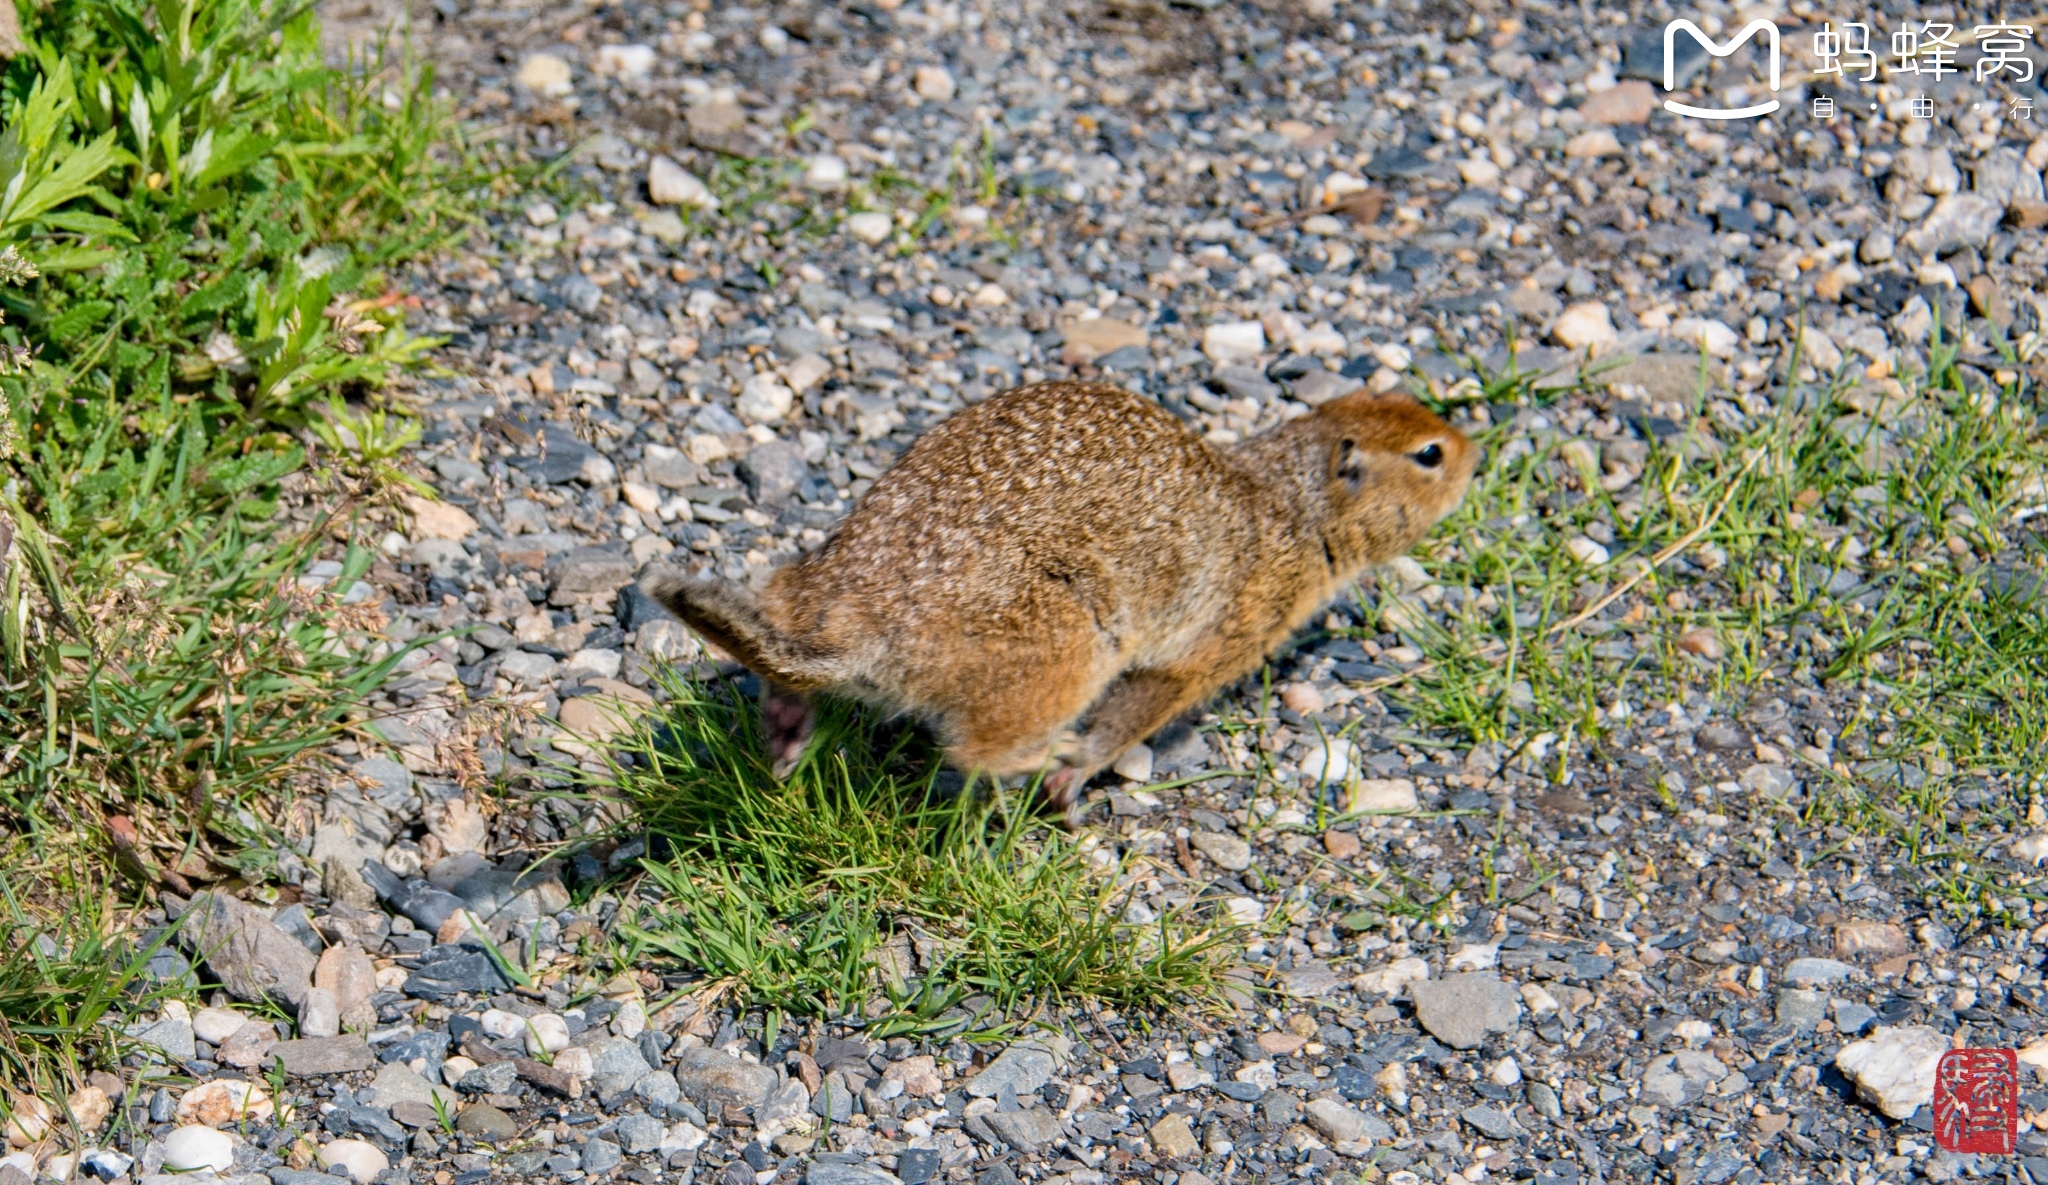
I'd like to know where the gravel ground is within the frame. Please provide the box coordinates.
[46,4,2048,1185]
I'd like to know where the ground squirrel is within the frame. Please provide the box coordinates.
[643,379,1476,819]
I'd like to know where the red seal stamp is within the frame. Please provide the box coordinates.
[1932,1048,2018,1155]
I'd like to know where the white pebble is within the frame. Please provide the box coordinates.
[515,54,573,98]
[736,374,795,424]
[525,1013,571,1057]
[913,65,956,102]
[317,1139,389,1185]
[192,1007,248,1046]
[648,157,717,209]
[1489,1058,1522,1087]
[1552,302,1617,353]
[804,155,849,189]
[1203,321,1267,363]
[594,44,655,79]
[161,1126,234,1174]
[845,211,893,244]
[480,1009,526,1040]
[1298,738,1353,784]
[1566,537,1610,566]
[1112,743,1153,784]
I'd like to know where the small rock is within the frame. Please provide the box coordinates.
[1111,743,1153,783]
[126,1014,197,1062]
[632,1069,681,1108]
[1060,317,1148,366]
[1784,957,1855,985]
[594,44,655,79]
[1146,1113,1200,1160]
[1835,1025,1950,1119]
[740,439,808,508]
[737,374,795,424]
[217,1020,280,1069]
[455,1103,518,1142]
[807,1165,896,1185]
[1566,537,1610,566]
[424,797,488,855]
[402,496,478,542]
[524,1014,571,1056]
[314,945,376,1033]
[1552,302,1617,353]
[1461,1105,1519,1140]
[1906,193,2001,256]
[912,65,955,102]
[1323,829,1361,859]
[1457,157,1501,187]
[804,155,849,189]
[883,1056,945,1097]
[366,1064,454,1112]
[579,1138,622,1174]
[895,1149,941,1185]
[1190,831,1251,872]
[516,54,572,97]
[1777,988,1829,1029]
[966,1040,1066,1099]
[1298,737,1352,783]
[1348,778,1418,813]
[318,1139,388,1185]
[1303,1098,1368,1144]
[1639,1050,1729,1106]
[1352,957,1429,998]
[160,1126,234,1174]
[1409,974,1521,1050]
[67,1085,110,1135]
[191,1007,247,1046]
[1836,920,1909,958]
[673,1046,776,1111]
[1668,316,1740,358]
[175,1080,273,1128]
[615,1114,664,1155]
[1579,79,1656,124]
[269,1035,374,1077]
[173,891,318,1007]
[1678,627,1723,659]
[983,1108,1062,1152]
[845,212,893,244]
[1563,129,1623,159]
[1203,321,1266,363]
[648,157,717,209]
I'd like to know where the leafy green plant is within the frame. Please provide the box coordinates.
[308,394,430,496]
[0,0,474,882]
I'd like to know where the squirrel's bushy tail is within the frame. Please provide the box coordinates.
[639,570,843,690]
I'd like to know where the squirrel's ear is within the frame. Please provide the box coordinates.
[1331,438,1366,488]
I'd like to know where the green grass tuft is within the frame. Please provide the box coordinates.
[604,673,1237,1029]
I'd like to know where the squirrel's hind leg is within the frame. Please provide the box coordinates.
[761,683,816,779]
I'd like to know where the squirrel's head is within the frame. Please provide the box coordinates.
[1312,390,1476,563]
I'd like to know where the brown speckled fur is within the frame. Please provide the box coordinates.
[643,380,1475,817]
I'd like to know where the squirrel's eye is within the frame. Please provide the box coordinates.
[1411,443,1444,469]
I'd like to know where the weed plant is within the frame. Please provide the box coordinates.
[0,0,476,1081]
